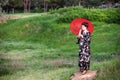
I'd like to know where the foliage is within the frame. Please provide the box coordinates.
[31,7,44,13]
[50,7,120,24]
[1,0,120,13]
[0,8,120,80]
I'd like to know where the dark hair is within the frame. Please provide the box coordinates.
[81,22,88,28]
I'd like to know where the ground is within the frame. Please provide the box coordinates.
[0,13,120,80]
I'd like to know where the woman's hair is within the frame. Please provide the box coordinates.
[81,22,88,28]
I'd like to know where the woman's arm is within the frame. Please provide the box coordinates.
[77,29,83,38]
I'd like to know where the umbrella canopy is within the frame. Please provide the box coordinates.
[70,18,94,35]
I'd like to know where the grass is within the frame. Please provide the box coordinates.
[0,8,120,80]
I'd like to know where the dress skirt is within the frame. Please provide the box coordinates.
[78,30,91,72]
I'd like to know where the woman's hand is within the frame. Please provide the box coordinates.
[77,34,83,38]
[77,29,84,38]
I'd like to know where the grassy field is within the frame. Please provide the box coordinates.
[0,8,120,80]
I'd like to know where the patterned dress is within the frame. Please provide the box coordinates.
[77,30,91,72]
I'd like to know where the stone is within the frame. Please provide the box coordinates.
[70,70,98,80]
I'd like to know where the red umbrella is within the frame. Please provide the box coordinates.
[70,18,94,35]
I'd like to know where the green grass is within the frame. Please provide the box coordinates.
[0,8,120,80]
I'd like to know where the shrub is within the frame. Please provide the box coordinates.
[31,7,44,13]
[50,7,120,24]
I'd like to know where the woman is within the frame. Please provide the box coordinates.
[77,22,91,75]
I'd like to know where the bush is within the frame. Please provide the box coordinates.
[31,7,44,13]
[50,7,120,24]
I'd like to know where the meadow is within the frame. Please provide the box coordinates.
[0,7,120,80]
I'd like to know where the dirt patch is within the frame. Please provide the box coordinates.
[7,16,21,19]
[2,60,26,68]
[0,60,26,76]
[0,51,26,60]
[44,59,74,68]
[0,17,6,23]
[0,15,21,23]
[0,53,24,60]
[70,70,98,80]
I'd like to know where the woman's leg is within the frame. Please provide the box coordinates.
[78,53,84,72]
[85,53,90,70]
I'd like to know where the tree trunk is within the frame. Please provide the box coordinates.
[12,8,14,14]
[78,0,81,6]
[107,1,112,8]
[44,0,46,12]
[45,2,48,12]
[0,6,2,14]
[28,0,31,12]
[23,0,29,13]
[97,0,101,7]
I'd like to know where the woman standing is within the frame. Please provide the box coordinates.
[77,22,91,75]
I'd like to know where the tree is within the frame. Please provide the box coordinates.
[78,0,81,6]
[23,0,31,13]
[0,0,9,6]
[61,0,80,7]
[44,0,51,12]
[8,0,22,13]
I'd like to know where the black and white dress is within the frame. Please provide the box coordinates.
[77,30,91,72]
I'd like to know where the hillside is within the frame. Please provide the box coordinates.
[0,7,120,80]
